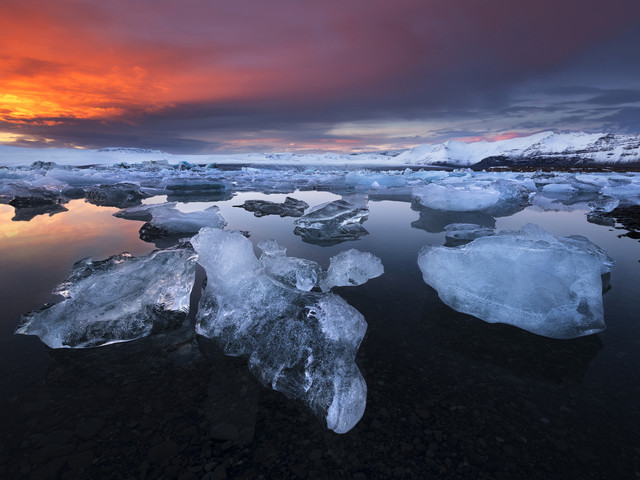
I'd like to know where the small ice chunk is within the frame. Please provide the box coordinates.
[16,244,197,348]
[192,228,368,433]
[295,195,368,228]
[236,196,309,217]
[321,249,384,292]
[294,196,369,246]
[418,223,613,339]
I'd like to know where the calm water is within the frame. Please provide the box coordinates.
[0,190,639,479]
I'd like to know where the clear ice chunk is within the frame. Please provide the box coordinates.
[294,195,369,246]
[320,249,384,292]
[418,223,613,339]
[258,240,320,291]
[192,228,368,433]
[16,244,197,348]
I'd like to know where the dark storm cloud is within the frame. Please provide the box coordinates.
[2,0,640,151]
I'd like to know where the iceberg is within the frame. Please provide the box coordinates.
[417,224,613,339]
[294,196,369,246]
[192,228,370,434]
[16,244,197,348]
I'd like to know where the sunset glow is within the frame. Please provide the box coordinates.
[0,0,639,152]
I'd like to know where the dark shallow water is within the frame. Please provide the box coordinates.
[0,191,639,479]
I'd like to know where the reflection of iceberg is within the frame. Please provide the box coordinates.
[443,223,494,247]
[411,203,496,233]
[589,205,640,240]
[425,300,603,385]
[16,244,196,348]
[192,228,373,433]
[294,196,369,246]
[418,224,613,339]
[0,183,69,221]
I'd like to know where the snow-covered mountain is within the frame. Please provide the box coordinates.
[395,131,640,167]
[0,131,639,168]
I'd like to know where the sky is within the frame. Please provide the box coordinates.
[1,0,640,153]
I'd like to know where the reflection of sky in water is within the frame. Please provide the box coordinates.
[0,200,155,336]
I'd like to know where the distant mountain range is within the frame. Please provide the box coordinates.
[395,131,640,168]
[1,131,639,168]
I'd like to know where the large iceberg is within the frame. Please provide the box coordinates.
[16,244,197,348]
[417,224,613,339]
[192,228,374,433]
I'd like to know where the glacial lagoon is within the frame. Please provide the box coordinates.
[1,166,639,479]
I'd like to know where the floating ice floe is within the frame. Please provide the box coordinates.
[84,182,151,208]
[138,204,227,240]
[162,178,230,202]
[412,179,531,215]
[235,196,309,217]
[294,195,369,246]
[16,244,197,348]
[114,202,178,221]
[418,223,613,339]
[192,228,381,433]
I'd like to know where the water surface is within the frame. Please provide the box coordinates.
[1,190,638,479]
